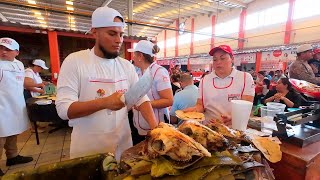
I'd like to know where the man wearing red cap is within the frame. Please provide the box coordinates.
[183,45,255,126]
[308,48,320,77]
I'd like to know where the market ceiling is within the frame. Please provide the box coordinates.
[0,0,253,38]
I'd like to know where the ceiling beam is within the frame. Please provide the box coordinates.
[0,12,8,22]
[222,0,247,7]
[161,0,222,14]
[101,0,113,7]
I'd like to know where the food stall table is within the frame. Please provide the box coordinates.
[26,97,68,145]
[270,139,320,179]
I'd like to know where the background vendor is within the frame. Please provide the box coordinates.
[184,45,255,126]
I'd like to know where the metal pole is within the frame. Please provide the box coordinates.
[128,0,133,36]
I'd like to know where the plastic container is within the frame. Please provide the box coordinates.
[231,100,253,131]
[260,106,283,118]
[266,102,286,112]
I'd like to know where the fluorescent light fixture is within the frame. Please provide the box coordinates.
[28,0,36,5]
[37,17,44,20]
[69,21,75,24]
[70,24,76,28]
[153,16,159,20]
[68,16,74,20]
[34,12,41,16]
[66,1,73,5]
[66,6,74,11]
[39,21,46,24]
[150,20,155,23]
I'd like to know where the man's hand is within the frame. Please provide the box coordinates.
[37,89,45,95]
[37,83,45,89]
[103,92,125,111]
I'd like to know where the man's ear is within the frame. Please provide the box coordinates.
[91,28,97,38]
[16,50,20,56]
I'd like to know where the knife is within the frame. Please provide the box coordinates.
[120,67,153,110]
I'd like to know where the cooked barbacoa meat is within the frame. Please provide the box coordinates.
[207,120,251,145]
[178,120,229,151]
[145,123,211,161]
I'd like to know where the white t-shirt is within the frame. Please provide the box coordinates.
[56,49,150,159]
[133,62,172,135]
[198,68,255,123]
[25,68,43,97]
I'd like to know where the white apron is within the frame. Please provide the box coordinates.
[133,63,170,135]
[201,71,247,125]
[69,51,132,161]
[0,60,29,137]
[25,68,43,97]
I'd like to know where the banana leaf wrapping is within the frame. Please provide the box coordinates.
[113,141,266,180]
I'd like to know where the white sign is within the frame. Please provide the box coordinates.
[190,57,212,65]
[261,50,296,62]
[260,60,283,71]
[234,53,256,65]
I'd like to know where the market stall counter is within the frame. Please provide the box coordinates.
[270,140,320,180]
[26,97,68,145]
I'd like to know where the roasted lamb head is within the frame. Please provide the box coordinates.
[146,123,211,161]
[178,120,229,151]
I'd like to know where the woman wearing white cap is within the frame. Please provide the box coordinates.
[184,45,255,126]
[128,40,173,144]
[24,59,49,98]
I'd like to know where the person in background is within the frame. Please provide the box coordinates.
[289,44,320,84]
[128,40,173,145]
[170,73,198,124]
[273,70,286,82]
[24,59,49,98]
[267,71,275,82]
[262,78,270,96]
[170,73,181,95]
[0,38,34,176]
[263,78,301,110]
[24,59,50,133]
[175,64,182,73]
[256,71,265,86]
[308,48,320,77]
[183,45,255,126]
[194,71,209,87]
[56,7,157,160]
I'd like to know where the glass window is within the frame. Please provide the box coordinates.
[178,33,191,45]
[294,0,320,19]
[245,3,289,30]
[166,38,176,48]
[194,26,212,42]
[215,18,240,36]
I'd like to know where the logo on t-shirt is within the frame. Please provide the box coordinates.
[228,94,241,102]
[163,76,169,82]
[96,89,105,98]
